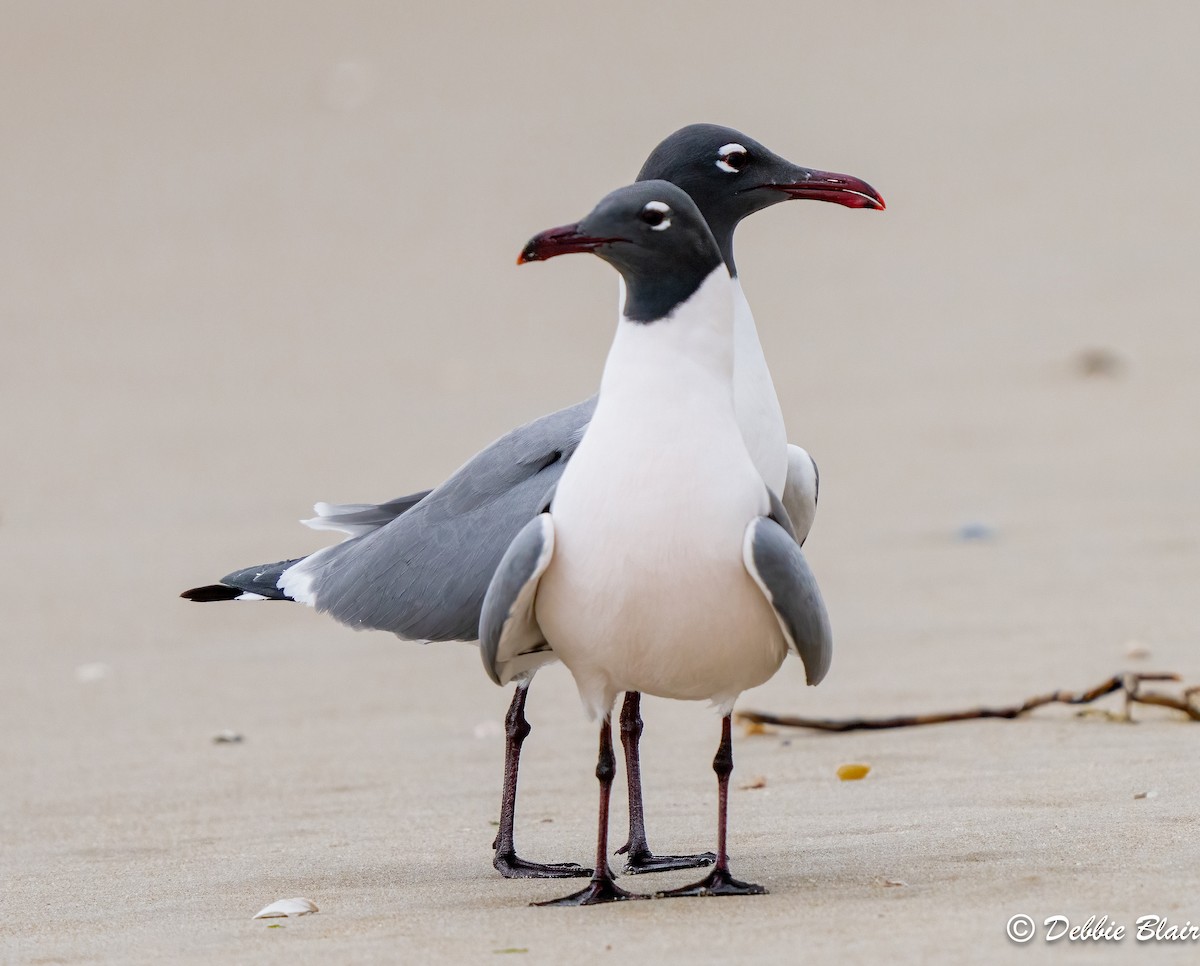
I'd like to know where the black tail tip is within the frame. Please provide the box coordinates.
[181,584,242,602]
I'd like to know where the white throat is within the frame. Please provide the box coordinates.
[603,267,735,403]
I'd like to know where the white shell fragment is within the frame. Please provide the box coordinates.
[472,720,503,739]
[212,730,244,744]
[1123,639,1151,660]
[253,897,318,919]
[75,662,112,683]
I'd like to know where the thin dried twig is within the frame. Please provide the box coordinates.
[737,672,1200,733]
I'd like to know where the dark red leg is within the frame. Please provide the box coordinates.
[655,714,767,898]
[535,714,649,906]
[493,683,591,879]
[616,691,715,874]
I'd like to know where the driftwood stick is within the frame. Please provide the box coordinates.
[737,672,1199,733]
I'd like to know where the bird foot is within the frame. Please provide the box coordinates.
[619,847,717,875]
[654,865,768,898]
[534,874,650,906]
[494,851,593,879]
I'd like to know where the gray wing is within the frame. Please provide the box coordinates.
[479,513,557,686]
[781,444,819,547]
[301,490,433,537]
[282,396,596,643]
[742,516,832,685]
[766,488,797,543]
[184,491,431,600]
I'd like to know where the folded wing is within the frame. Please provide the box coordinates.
[742,515,832,685]
[480,513,558,686]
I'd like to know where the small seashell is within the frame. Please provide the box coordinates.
[253,897,318,919]
[472,720,503,739]
[212,730,244,744]
[881,878,908,888]
[739,776,768,790]
[1123,640,1151,660]
[75,662,112,683]
[1133,790,1158,800]
[837,763,871,781]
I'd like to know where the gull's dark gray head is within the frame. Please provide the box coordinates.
[519,181,723,323]
[637,123,885,274]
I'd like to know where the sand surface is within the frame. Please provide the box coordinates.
[3,2,1199,963]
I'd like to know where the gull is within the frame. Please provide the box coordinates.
[482,180,832,905]
[181,124,881,878]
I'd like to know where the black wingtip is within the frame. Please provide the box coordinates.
[180,584,242,602]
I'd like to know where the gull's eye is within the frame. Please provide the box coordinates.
[716,142,749,174]
[640,201,671,231]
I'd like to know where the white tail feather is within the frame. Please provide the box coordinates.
[301,502,377,538]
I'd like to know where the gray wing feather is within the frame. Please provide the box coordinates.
[294,396,595,642]
[766,488,797,543]
[479,513,557,686]
[781,444,819,547]
[743,516,832,685]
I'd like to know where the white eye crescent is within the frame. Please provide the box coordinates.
[640,200,671,231]
[716,142,749,174]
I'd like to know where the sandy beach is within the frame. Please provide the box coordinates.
[3,2,1199,962]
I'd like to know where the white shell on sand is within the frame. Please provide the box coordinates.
[75,663,112,683]
[472,720,502,739]
[252,897,318,919]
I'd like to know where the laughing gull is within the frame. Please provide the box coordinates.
[181,124,882,878]
[482,181,832,905]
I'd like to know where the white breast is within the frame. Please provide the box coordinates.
[536,268,788,719]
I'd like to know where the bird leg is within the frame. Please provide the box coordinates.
[493,683,591,879]
[616,691,716,874]
[535,714,649,905]
[656,714,767,898]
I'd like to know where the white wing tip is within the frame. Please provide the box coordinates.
[278,558,317,606]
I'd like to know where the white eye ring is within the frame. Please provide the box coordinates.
[642,200,671,231]
[716,141,748,174]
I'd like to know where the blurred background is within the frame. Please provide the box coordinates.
[3,2,1198,961]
